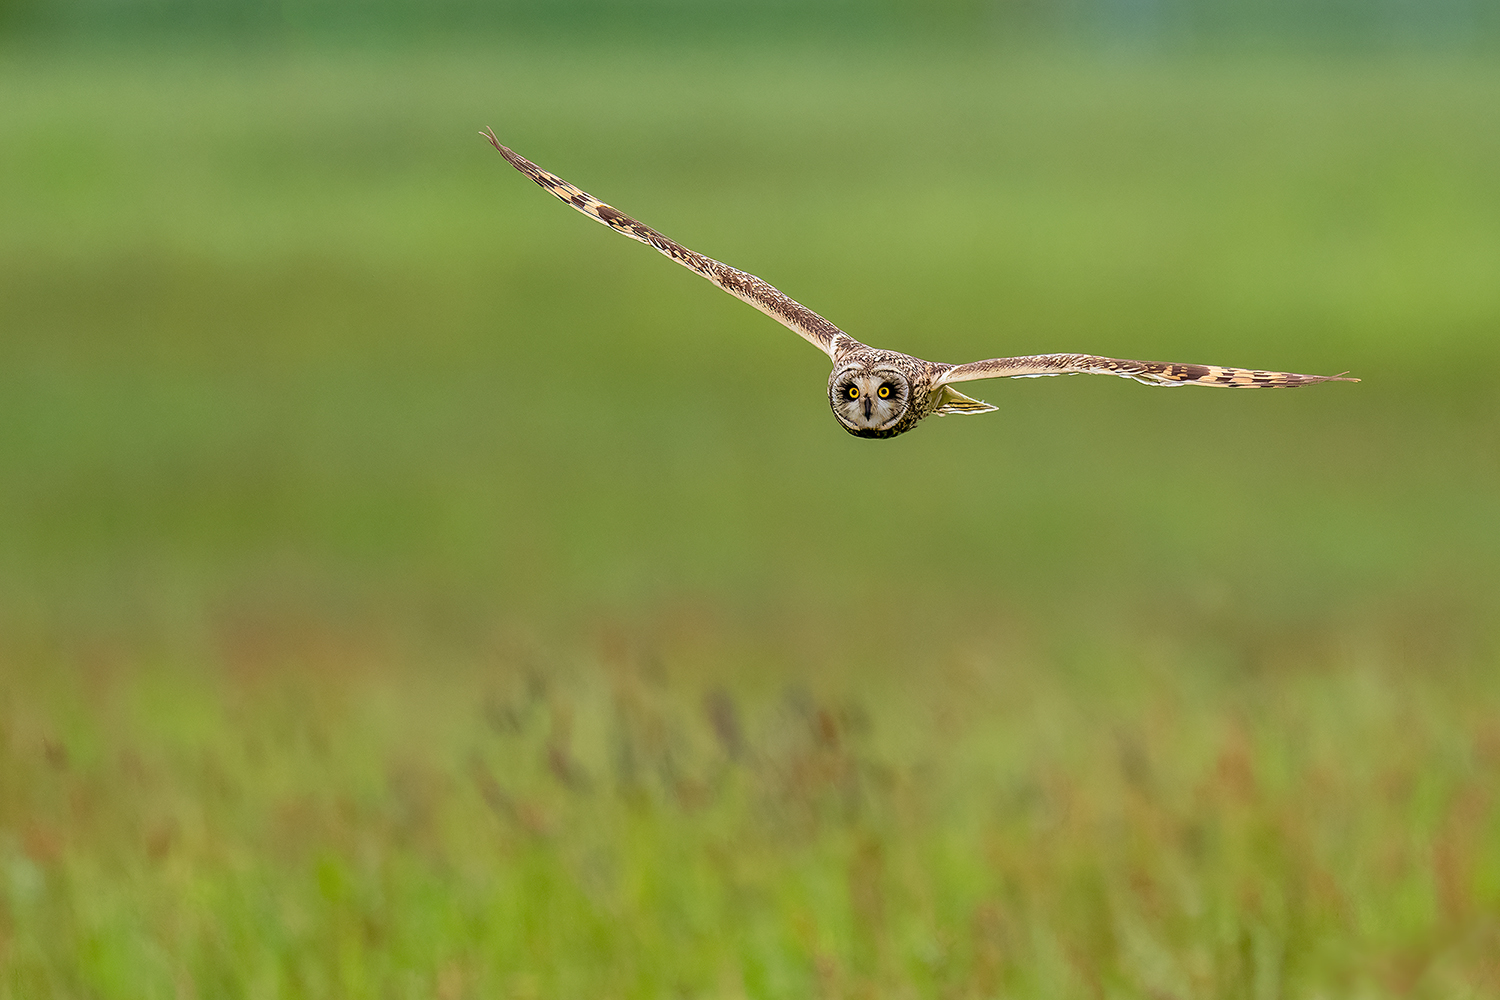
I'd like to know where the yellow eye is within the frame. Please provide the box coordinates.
[878,385,891,398]
[847,386,859,399]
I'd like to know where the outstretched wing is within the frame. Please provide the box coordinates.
[483,129,848,360]
[938,354,1358,389]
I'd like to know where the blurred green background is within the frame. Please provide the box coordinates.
[3,3,1500,997]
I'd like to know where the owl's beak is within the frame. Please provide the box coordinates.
[862,398,872,419]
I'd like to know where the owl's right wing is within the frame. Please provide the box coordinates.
[484,129,849,360]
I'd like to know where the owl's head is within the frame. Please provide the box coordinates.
[829,364,911,438]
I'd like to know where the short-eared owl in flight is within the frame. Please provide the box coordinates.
[483,129,1356,439]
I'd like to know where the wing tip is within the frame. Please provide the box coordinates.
[480,127,518,163]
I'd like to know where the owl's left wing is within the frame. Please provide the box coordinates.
[483,129,848,360]
[938,354,1358,389]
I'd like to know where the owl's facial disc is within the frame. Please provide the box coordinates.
[830,368,908,436]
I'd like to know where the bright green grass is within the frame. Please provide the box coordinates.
[2,42,1499,997]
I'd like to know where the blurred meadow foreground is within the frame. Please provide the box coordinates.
[3,10,1500,998]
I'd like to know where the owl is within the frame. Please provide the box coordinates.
[483,129,1356,439]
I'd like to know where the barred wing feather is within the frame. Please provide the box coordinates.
[483,129,847,360]
[938,354,1358,389]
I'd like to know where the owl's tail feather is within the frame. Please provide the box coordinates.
[934,385,998,416]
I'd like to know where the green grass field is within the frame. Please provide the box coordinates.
[2,42,1499,997]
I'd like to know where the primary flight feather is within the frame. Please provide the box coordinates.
[483,128,1356,439]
